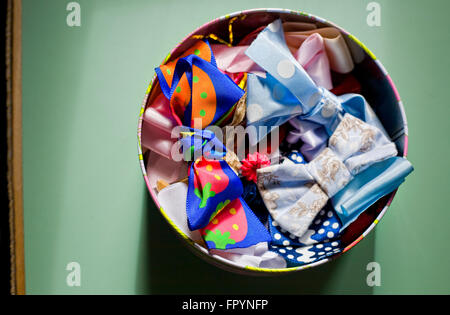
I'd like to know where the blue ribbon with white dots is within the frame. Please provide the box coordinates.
[269,240,342,268]
[268,207,342,247]
[245,19,388,146]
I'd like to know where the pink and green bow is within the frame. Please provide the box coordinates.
[181,129,270,250]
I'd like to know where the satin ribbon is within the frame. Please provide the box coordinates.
[181,129,270,249]
[212,19,354,89]
[286,120,328,161]
[286,93,386,161]
[239,21,354,74]
[146,151,188,192]
[155,40,244,129]
[238,21,318,46]
[212,31,332,89]
[141,92,178,159]
[283,26,354,74]
[257,113,412,237]
[211,242,286,269]
[294,33,332,90]
[245,19,387,150]
[157,182,202,243]
[211,45,266,77]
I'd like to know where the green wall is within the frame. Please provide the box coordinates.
[22,0,449,294]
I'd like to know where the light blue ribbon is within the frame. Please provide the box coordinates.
[245,19,388,148]
[247,21,413,231]
[332,156,413,230]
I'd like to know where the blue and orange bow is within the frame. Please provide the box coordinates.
[156,40,245,129]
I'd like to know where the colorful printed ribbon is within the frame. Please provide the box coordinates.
[155,40,244,129]
[181,129,270,249]
[244,19,386,148]
[257,114,413,237]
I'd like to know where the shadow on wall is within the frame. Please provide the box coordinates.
[136,190,376,294]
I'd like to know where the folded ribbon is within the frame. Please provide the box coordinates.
[211,242,287,269]
[181,129,271,249]
[257,113,412,237]
[294,33,332,90]
[212,19,355,89]
[212,32,332,89]
[141,92,178,159]
[286,120,328,161]
[155,40,244,129]
[268,207,342,247]
[245,19,386,148]
[238,21,354,74]
[284,26,354,74]
[270,240,342,267]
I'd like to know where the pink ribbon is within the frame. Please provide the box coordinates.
[212,22,356,90]
[141,92,178,159]
[212,32,333,89]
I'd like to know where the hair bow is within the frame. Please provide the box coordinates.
[266,169,344,268]
[269,240,342,267]
[268,207,342,247]
[155,40,245,129]
[244,19,386,148]
[257,113,413,237]
[180,129,271,249]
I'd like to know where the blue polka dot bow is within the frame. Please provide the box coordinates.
[244,19,387,149]
[268,207,341,247]
[256,113,413,236]
[266,195,344,267]
[269,239,342,267]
